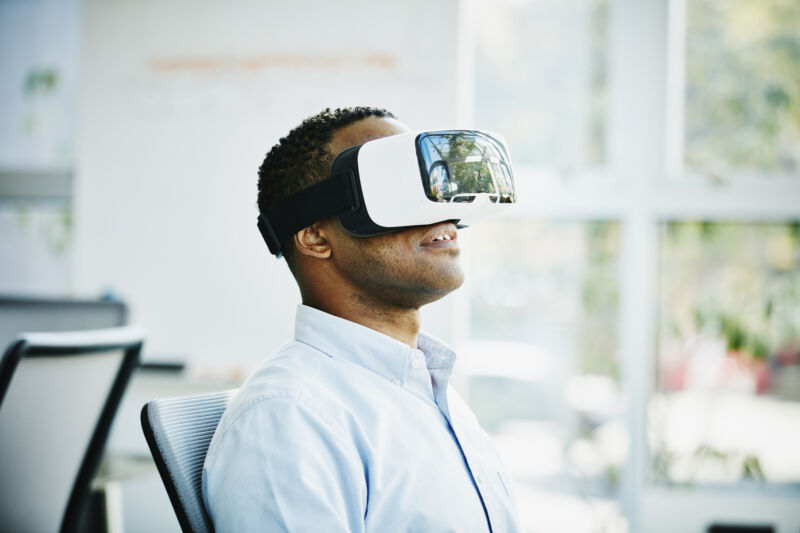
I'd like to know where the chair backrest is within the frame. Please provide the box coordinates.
[0,326,143,533]
[141,389,237,533]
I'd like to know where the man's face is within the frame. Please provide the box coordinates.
[323,117,465,309]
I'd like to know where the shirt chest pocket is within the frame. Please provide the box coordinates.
[495,469,512,498]
[450,414,510,492]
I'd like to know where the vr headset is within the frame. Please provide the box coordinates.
[258,129,516,257]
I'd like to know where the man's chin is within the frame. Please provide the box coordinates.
[421,266,465,301]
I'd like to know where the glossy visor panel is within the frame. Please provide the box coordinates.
[416,131,516,204]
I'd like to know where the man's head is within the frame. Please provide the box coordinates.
[257,107,396,267]
[257,107,465,311]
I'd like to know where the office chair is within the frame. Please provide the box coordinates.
[141,389,237,533]
[0,326,144,533]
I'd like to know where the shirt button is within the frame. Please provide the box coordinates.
[391,378,401,386]
[411,358,422,369]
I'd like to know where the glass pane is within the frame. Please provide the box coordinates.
[0,0,80,168]
[652,222,800,485]
[474,0,608,168]
[685,0,800,173]
[461,219,626,532]
[0,204,73,294]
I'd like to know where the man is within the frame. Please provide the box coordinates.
[202,107,520,532]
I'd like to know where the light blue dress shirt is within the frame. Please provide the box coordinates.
[203,304,520,532]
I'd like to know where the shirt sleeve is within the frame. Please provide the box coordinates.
[202,392,367,533]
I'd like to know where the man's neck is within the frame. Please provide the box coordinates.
[301,291,421,349]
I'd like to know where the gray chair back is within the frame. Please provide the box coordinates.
[0,326,143,533]
[141,389,237,533]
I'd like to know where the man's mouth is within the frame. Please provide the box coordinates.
[420,223,459,248]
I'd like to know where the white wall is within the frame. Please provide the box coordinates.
[75,0,462,366]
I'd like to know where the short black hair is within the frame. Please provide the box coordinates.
[257,106,396,268]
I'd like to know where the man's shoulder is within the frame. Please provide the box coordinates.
[210,340,351,446]
[239,339,325,396]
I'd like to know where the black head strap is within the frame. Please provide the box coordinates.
[257,169,360,256]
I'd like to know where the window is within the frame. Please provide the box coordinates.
[466,0,800,529]
[0,0,79,169]
[474,0,608,169]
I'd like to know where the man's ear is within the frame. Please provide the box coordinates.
[294,223,332,259]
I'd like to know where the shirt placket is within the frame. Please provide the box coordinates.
[404,351,437,403]
[448,414,509,533]
[399,355,494,531]
[426,370,494,533]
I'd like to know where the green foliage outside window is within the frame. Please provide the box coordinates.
[686,0,800,173]
[653,221,800,485]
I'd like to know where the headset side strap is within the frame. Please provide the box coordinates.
[257,170,360,256]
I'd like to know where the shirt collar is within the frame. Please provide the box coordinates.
[293,304,456,390]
